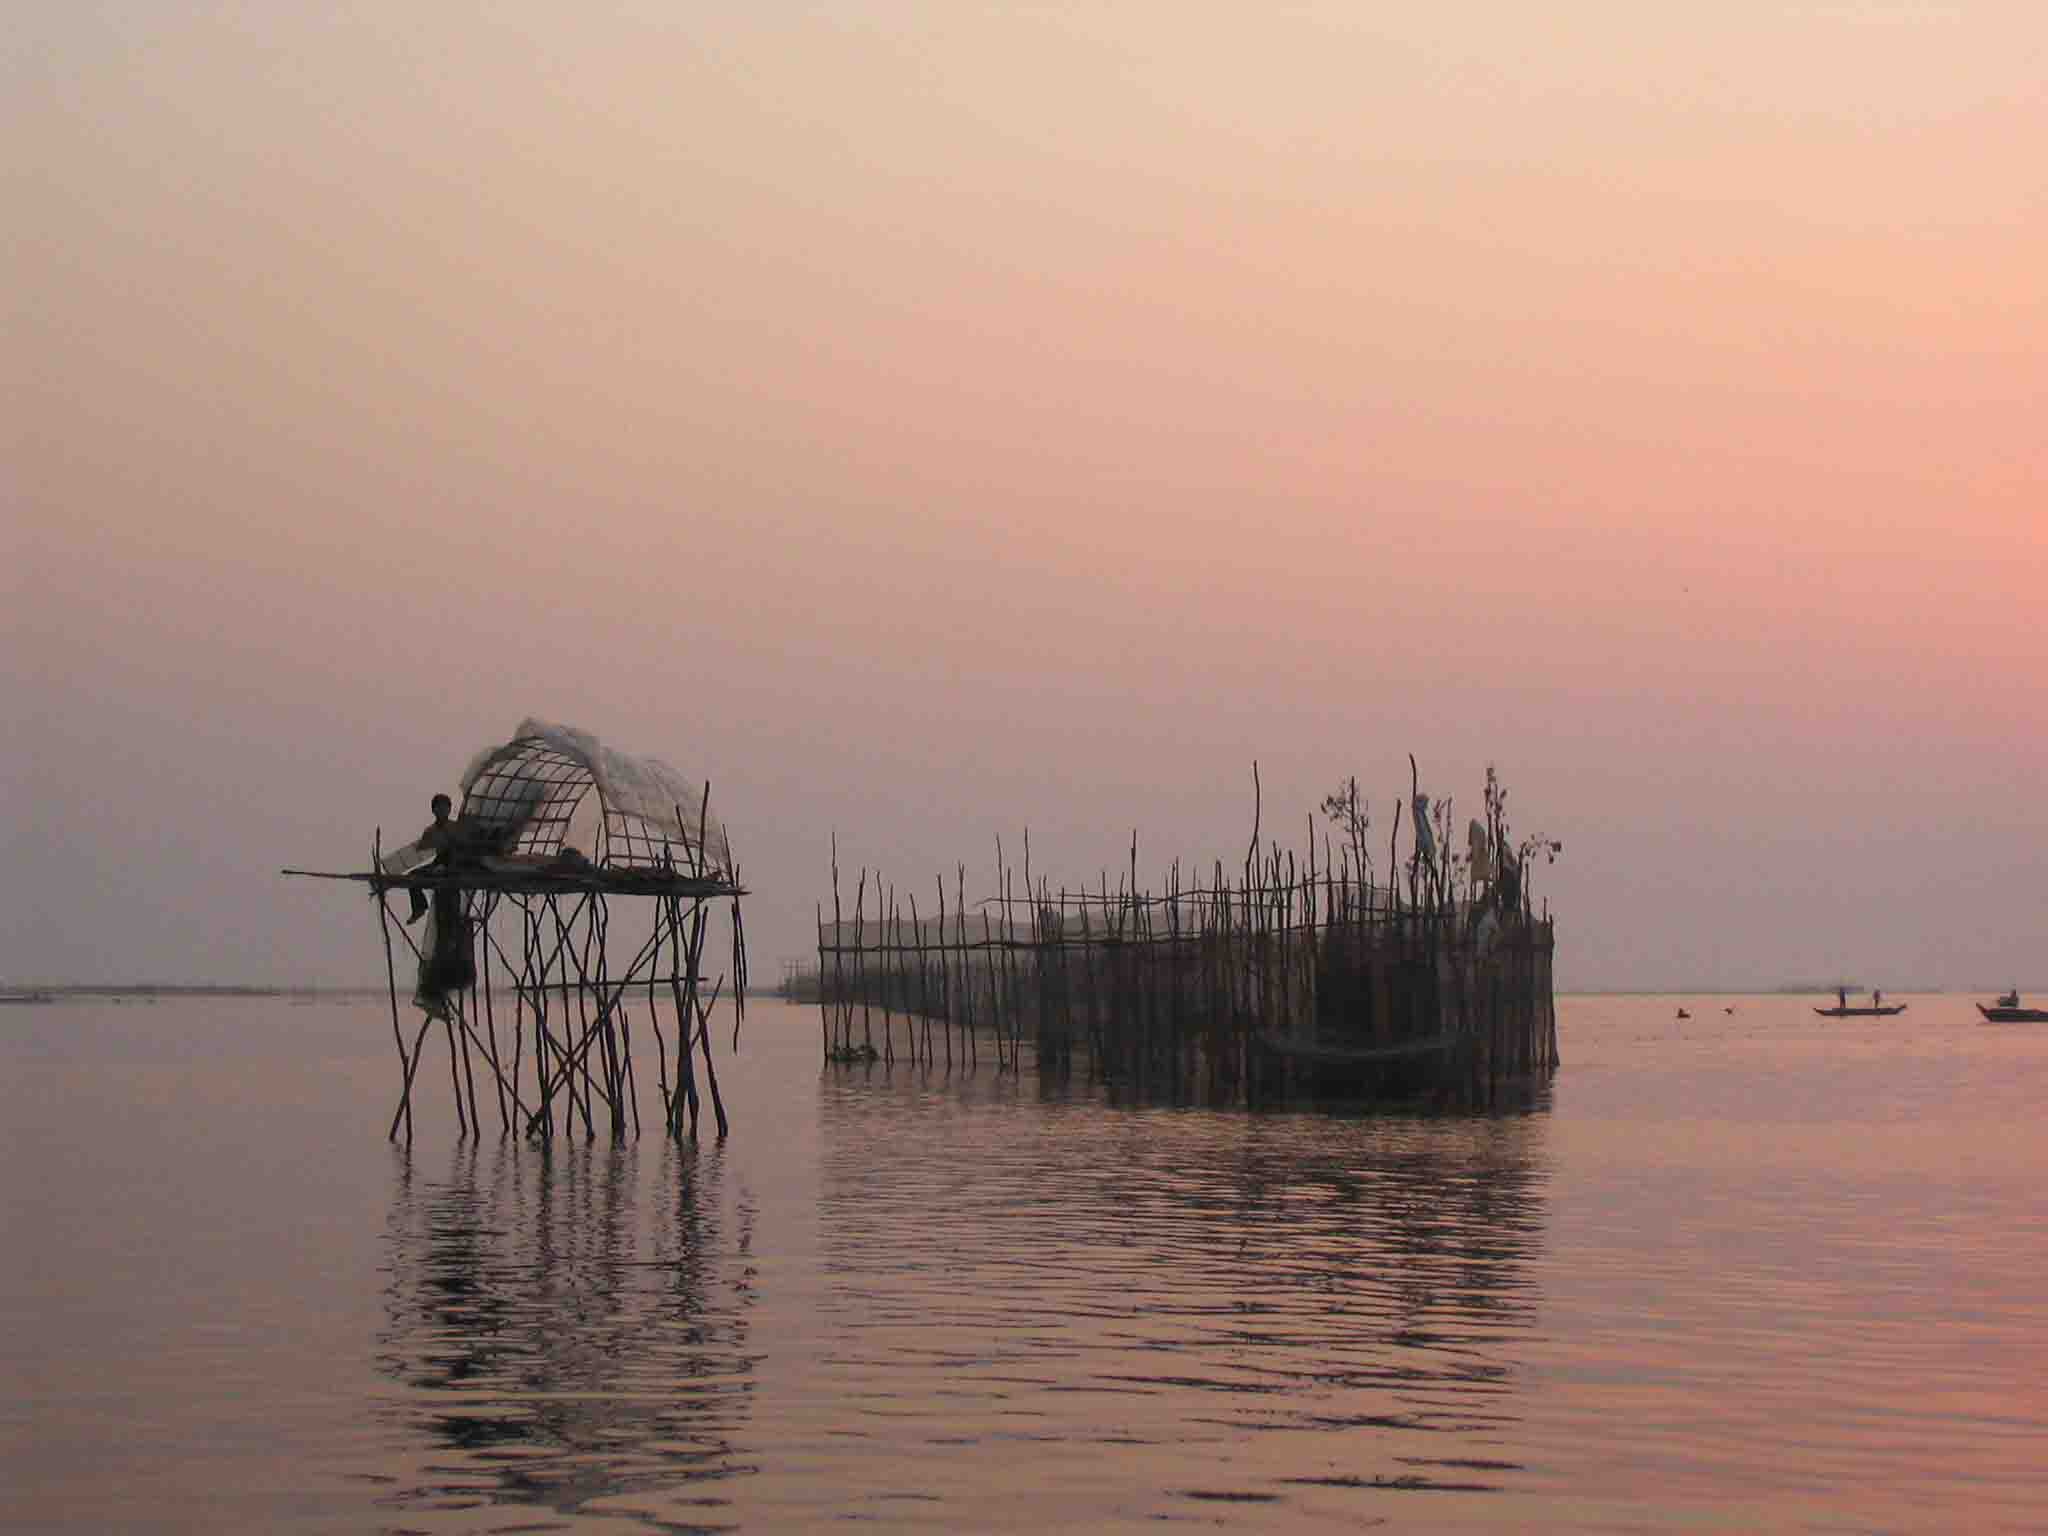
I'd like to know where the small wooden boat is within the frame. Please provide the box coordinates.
[1255,1031,1456,1065]
[1978,992,2048,1023]
[1812,1004,1907,1017]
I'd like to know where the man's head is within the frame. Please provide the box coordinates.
[431,793,453,820]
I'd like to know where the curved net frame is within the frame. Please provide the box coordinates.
[460,736,721,874]
[460,738,593,859]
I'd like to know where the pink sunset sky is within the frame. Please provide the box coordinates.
[7,2,2044,991]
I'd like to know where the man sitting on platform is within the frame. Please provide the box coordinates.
[380,792,487,1021]
[403,793,460,924]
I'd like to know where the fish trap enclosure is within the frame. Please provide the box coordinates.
[288,720,748,1141]
[816,765,1557,1106]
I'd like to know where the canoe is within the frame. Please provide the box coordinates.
[1255,1032,1456,1065]
[1977,1004,2048,1023]
[1812,1004,1907,1017]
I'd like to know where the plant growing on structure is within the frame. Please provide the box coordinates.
[1320,775,1373,887]
[1427,794,1466,911]
[1482,763,1562,915]
[1404,754,1460,912]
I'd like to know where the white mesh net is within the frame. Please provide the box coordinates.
[457,719,732,874]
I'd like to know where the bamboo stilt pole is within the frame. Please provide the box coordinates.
[478,893,509,1134]
[388,1014,434,1143]
[372,830,415,1145]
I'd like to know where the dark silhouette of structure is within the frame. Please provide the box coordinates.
[815,763,1559,1106]
[288,720,748,1141]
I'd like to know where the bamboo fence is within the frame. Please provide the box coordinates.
[816,770,1558,1106]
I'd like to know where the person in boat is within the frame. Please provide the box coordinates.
[1998,989,2020,1009]
[1837,987,1848,1010]
[1873,989,1883,1009]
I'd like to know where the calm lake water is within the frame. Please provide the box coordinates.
[3,993,2044,1533]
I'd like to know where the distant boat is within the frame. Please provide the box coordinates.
[1978,992,2048,1024]
[1813,1004,1907,1017]
[0,989,54,1006]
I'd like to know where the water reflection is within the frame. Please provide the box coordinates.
[813,1065,1552,1505]
[375,1139,758,1526]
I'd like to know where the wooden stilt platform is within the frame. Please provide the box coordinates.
[287,721,749,1142]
